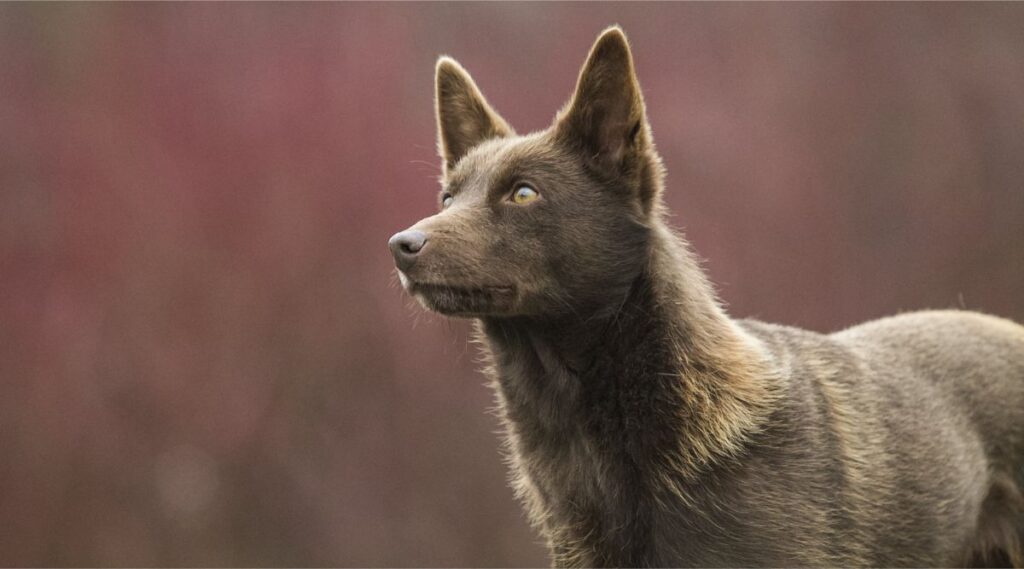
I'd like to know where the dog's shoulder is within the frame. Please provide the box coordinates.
[735,317,855,376]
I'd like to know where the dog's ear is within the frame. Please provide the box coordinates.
[435,57,514,173]
[555,27,651,177]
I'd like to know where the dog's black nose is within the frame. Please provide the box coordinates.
[388,229,427,272]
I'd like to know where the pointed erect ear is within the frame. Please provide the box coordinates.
[435,57,514,172]
[555,27,651,176]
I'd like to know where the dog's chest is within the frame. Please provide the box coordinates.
[488,340,671,563]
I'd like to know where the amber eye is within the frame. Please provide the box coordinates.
[441,193,454,209]
[511,185,539,205]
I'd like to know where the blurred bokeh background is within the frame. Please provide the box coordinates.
[1,3,1022,566]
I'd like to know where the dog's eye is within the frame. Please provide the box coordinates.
[511,185,539,205]
[441,193,454,209]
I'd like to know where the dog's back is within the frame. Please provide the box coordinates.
[730,311,1024,566]
[832,310,1024,468]
[836,311,1024,565]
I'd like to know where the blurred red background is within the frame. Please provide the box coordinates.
[1,3,1022,566]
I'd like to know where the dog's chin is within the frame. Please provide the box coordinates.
[408,281,516,318]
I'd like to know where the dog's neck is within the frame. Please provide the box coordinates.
[478,225,776,548]
[482,224,774,466]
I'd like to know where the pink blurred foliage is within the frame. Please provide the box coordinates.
[0,3,1022,566]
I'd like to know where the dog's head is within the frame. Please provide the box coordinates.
[390,27,665,318]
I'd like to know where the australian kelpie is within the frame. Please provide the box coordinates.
[388,27,1024,567]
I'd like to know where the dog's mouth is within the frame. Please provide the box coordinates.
[408,281,516,317]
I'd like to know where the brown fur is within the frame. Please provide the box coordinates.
[389,27,1024,567]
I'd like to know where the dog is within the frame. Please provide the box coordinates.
[388,26,1024,567]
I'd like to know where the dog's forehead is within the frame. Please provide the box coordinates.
[446,134,556,190]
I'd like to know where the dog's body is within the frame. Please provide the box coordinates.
[389,27,1024,567]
